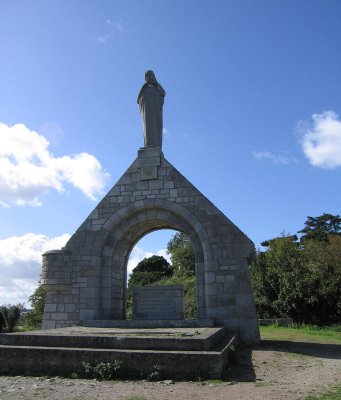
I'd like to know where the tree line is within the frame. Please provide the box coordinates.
[252,213,341,325]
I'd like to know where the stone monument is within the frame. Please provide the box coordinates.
[132,285,185,320]
[137,70,165,148]
[41,71,260,343]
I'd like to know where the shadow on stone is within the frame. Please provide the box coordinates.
[225,345,256,382]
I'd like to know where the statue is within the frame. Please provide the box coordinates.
[137,70,166,148]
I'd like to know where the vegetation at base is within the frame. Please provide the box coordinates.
[304,385,341,400]
[0,303,24,332]
[260,324,341,344]
[146,363,161,381]
[127,232,197,318]
[251,213,341,326]
[82,359,122,380]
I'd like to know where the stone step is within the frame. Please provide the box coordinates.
[0,327,237,379]
[0,336,236,380]
[0,327,224,351]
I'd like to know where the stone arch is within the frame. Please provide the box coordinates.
[41,149,260,343]
[99,199,213,320]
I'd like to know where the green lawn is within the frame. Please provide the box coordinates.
[260,324,341,344]
[304,385,341,400]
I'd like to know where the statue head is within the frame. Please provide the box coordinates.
[145,70,157,84]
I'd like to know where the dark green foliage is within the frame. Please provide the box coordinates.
[128,255,173,286]
[147,364,161,381]
[299,213,341,242]
[251,214,341,325]
[23,284,46,329]
[0,304,23,332]
[82,359,122,380]
[167,232,195,276]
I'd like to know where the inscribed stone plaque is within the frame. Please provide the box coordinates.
[132,285,185,320]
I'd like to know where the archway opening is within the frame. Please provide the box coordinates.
[102,204,207,321]
[126,228,197,320]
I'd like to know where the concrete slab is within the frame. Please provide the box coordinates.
[0,327,225,351]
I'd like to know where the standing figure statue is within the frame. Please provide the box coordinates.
[137,70,166,148]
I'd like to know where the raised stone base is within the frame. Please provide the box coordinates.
[0,327,236,379]
[83,319,214,328]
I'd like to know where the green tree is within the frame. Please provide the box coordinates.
[304,234,341,274]
[23,284,46,329]
[165,232,196,317]
[251,217,341,325]
[167,232,195,276]
[251,234,304,319]
[299,213,341,242]
[128,255,173,287]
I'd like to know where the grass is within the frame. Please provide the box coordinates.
[304,385,341,400]
[260,324,341,344]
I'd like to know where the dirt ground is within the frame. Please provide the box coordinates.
[0,340,340,400]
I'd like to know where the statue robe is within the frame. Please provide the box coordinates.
[138,83,165,148]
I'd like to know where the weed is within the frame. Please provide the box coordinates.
[121,396,147,400]
[147,364,161,381]
[82,359,122,380]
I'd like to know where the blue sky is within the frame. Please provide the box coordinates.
[0,0,340,305]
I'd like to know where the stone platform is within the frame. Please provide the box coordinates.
[83,318,214,328]
[0,327,237,379]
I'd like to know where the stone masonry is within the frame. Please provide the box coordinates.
[41,148,260,343]
[132,285,185,320]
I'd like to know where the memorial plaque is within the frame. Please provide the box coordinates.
[132,285,185,320]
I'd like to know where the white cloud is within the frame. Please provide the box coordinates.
[0,233,70,305]
[253,151,297,165]
[107,18,124,32]
[96,34,110,43]
[0,122,110,207]
[127,246,171,278]
[299,110,341,169]
[96,17,124,43]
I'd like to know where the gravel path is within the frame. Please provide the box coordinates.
[0,340,340,400]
